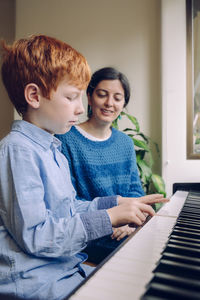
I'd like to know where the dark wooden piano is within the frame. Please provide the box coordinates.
[66,188,200,300]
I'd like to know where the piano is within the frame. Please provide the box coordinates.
[66,190,200,300]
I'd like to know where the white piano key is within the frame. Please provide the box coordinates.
[158,190,188,217]
[70,270,150,300]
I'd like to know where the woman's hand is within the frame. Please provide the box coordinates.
[118,194,169,206]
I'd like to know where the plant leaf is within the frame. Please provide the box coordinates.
[112,110,166,196]
[136,150,146,160]
[136,132,149,143]
[137,159,152,185]
[121,112,140,132]
[151,174,166,196]
[112,118,119,129]
[123,128,138,133]
[132,138,150,151]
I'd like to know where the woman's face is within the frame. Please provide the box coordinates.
[88,79,125,125]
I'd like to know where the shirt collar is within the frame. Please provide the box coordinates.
[11,120,62,151]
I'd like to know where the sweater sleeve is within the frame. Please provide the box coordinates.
[126,140,145,197]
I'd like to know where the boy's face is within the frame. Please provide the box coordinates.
[35,80,85,134]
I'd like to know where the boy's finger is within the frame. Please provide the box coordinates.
[139,203,156,216]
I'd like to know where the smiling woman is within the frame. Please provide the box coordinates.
[55,67,145,263]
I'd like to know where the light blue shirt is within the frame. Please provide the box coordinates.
[0,120,117,299]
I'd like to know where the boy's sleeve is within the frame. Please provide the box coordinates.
[74,195,118,212]
[0,144,113,258]
[74,195,118,241]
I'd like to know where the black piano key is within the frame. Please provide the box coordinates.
[168,238,200,249]
[183,204,200,209]
[142,282,200,299]
[170,233,200,245]
[185,196,200,202]
[183,206,200,210]
[182,198,200,203]
[149,271,200,292]
[153,259,200,279]
[164,243,200,258]
[161,252,200,266]
[180,204,200,210]
[178,214,200,220]
[180,212,200,218]
[176,218,200,226]
[162,251,200,266]
[172,228,200,239]
[178,212,200,220]
[180,211,200,217]
[176,220,200,230]
[183,199,200,204]
[182,205,200,209]
[174,225,200,235]
[184,197,200,202]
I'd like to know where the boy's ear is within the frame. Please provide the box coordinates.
[24,83,41,109]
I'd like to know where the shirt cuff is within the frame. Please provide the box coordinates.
[80,210,113,241]
[97,195,118,210]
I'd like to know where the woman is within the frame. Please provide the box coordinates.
[56,67,145,263]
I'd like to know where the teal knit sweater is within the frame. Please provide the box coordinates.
[56,126,144,201]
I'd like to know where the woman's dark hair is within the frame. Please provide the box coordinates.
[87,67,130,108]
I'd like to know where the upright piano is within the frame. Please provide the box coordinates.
[66,190,200,300]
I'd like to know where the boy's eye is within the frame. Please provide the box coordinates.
[66,93,78,100]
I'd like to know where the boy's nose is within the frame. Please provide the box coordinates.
[76,99,85,115]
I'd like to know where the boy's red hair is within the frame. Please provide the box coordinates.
[1,35,91,115]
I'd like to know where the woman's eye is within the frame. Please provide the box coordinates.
[97,92,106,98]
[115,96,123,101]
[114,93,124,101]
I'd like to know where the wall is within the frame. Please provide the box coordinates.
[1,0,198,198]
[15,0,162,174]
[0,0,15,139]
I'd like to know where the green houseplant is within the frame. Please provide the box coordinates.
[112,111,166,209]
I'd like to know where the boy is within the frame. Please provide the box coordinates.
[0,35,168,300]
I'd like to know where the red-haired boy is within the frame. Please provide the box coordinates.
[0,35,167,299]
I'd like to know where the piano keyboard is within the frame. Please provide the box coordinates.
[142,190,200,299]
[66,191,200,300]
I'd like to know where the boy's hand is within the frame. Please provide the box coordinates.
[107,194,169,228]
[107,201,155,227]
[111,225,135,241]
